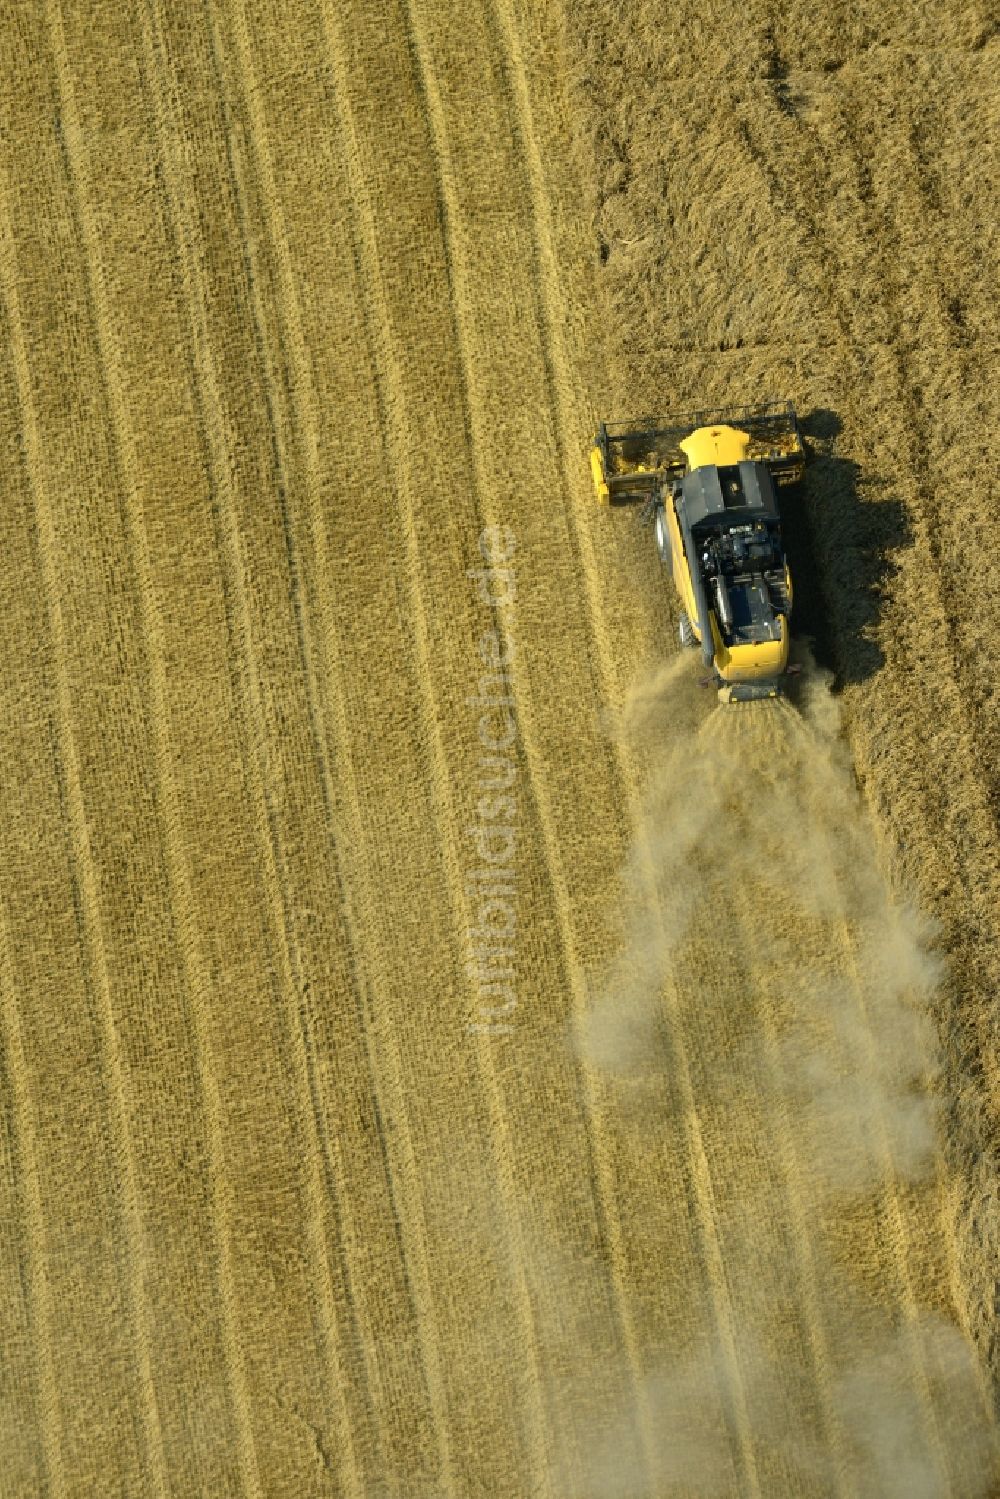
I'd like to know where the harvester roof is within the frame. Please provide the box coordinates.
[680,460,780,531]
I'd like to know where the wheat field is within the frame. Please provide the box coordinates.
[0,1,998,1495]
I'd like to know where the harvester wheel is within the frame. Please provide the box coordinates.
[678,612,696,649]
[654,506,671,563]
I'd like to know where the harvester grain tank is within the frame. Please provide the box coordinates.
[589,401,806,702]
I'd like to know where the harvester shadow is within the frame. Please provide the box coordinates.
[780,408,912,691]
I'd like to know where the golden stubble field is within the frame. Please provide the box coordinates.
[0,0,997,1495]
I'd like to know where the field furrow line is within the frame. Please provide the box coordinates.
[196,16,396,1425]
[0,882,64,1498]
[137,11,366,1494]
[638,915,764,1494]
[771,696,962,1489]
[811,688,995,1439]
[0,159,63,1499]
[399,0,662,1487]
[277,33,478,1485]
[0,1027,38,1495]
[201,2,468,1485]
[318,2,553,1485]
[43,6,262,1494]
[699,708,856,1498]
[0,117,166,1499]
[681,1122,761,1493]
[467,3,766,1487]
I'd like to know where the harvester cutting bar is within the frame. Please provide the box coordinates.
[593,399,804,503]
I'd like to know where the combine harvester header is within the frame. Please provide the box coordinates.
[590,401,806,703]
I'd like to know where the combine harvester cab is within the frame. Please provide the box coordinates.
[590,401,805,703]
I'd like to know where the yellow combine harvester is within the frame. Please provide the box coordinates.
[590,400,806,702]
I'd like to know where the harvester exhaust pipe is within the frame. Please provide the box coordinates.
[712,575,732,633]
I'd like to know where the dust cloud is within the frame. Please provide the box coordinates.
[563,648,999,1496]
